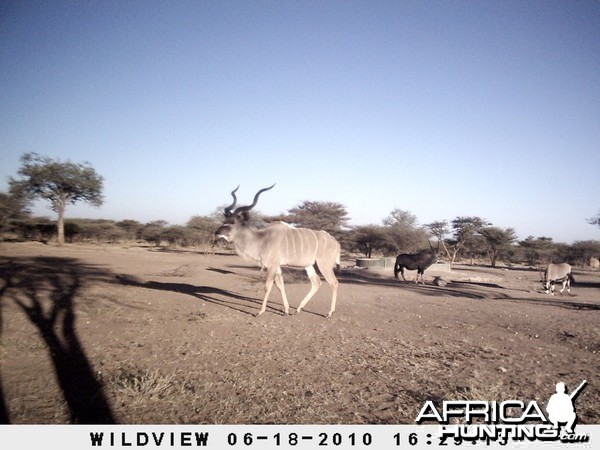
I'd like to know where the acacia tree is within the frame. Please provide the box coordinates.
[519,236,556,265]
[115,220,143,241]
[382,209,430,254]
[141,220,168,246]
[426,220,451,260]
[350,224,387,258]
[0,190,30,235]
[568,240,600,267]
[479,226,517,267]
[382,208,421,230]
[286,201,350,235]
[445,216,490,265]
[9,153,104,245]
[187,215,221,251]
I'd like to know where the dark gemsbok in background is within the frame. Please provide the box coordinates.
[542,262,574,295]
[394,245,438,284]
[215,185,341,317]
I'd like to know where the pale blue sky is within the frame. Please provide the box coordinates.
[1,0,599,243]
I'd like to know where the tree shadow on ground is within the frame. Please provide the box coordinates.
[0,279,9,423]
[0,375,7,424]
[483,294,600,311]
[0,256,117,424]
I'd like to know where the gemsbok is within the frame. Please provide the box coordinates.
[215,185,341,317]
[394,249,438,284]
[542,263,574,295]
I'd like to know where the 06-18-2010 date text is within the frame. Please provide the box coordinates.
[227,432,373,447]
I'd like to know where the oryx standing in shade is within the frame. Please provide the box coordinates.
[215,185,341,317]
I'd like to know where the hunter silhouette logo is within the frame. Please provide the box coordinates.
[415,379,590,444]
[546,380,587,434]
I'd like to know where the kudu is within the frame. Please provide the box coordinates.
[215,185,341,317]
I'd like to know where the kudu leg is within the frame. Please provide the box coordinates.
[274,267,290,315]
[295,265,322,315]
[258,267,290,316]
[319,265,339,318]
[258,268,277,316]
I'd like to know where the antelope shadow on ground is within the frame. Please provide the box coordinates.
[337,267,600,310]
[115,274,285,316]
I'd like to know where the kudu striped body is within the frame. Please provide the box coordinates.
[215,185,340,317]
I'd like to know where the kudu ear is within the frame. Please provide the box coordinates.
[241,211,250,222]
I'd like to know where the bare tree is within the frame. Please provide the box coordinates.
[9,153,104,245]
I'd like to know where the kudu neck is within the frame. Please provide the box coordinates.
[231,223,264,263]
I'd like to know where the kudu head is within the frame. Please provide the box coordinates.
[215,184,275,242]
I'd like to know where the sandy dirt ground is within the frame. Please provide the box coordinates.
[0,242,598,424]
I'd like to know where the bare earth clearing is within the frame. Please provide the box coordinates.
[1,242,598,424]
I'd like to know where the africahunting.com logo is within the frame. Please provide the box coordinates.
[415,380,590,445]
